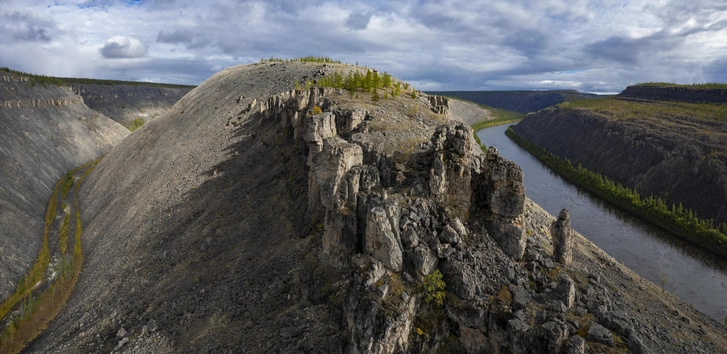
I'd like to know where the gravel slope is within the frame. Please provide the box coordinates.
[0,73,128,298]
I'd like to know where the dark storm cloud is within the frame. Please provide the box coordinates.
[345,10,372,30]
[0,12,57,43]
[157,29,194,44]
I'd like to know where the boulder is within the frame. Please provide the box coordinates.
[586,323,615,347]
[556,273,576,308]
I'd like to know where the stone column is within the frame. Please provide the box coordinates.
[552,209,574,265]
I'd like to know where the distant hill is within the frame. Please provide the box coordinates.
[428,90,601,114]
[619,83,727,104]
[0,68,195,129]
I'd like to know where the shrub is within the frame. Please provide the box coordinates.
[312,106,322,115]
[127,118,145,132]
[423,269,446,306]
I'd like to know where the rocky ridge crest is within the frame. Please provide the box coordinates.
[26,62,727,353]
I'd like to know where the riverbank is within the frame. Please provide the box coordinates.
[505,126,727,258]
[476,123,727,322]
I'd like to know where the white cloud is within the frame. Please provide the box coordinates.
[0,0,726,91]
[100,35,148,59]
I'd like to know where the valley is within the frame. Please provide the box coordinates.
[0,63,726,353]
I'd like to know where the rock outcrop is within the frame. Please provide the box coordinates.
[552,209,574,265]
[24,62,727,354]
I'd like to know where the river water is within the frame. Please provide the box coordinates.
[477,123,727,322]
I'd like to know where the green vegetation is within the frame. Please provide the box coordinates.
[634,82,727,90]
[125,118,146,132]
[0,175,60,322]
[471,116,524,132]
[0,67,64,87]
[315,70,394,93]
[312,105,323,115]
[59,206,70,257]
[506,127,727,258]
[0,161,97,354]
[301,69,411,103]
[260,56,342,64]
[561,96,727,121]
[60,172,74,198]
[423,269,447,306]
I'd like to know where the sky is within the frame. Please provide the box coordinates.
[2,0,727,92]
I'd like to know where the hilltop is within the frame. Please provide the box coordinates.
[16,62,726,353]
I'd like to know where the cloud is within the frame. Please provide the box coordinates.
[345,10,371,30]
[2,0,727,91]
[0,11,57,43]
[156,29,213,49]
[156,29,194,44]
[100,35,148,59]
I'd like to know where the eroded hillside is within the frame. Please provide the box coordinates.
[68,82,193,129]
[512,97,727,228]
[0,72,129,299]
[26,63,727,353]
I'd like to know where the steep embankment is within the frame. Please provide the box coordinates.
[0,73,129,299]
[447,98,492,126]
[28,63,727,353]
[512,98,727,229]
[619,84,727,104]
[67,82,193,128]
[429,90,599,114]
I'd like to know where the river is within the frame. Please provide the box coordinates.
[477,123,727,322]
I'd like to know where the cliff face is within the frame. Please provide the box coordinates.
[512,106,727,225]
[429,91,599,114]
[69,83,193,127]
[0,73,129,298]
[619,85,727,104]
[26,63,727,353]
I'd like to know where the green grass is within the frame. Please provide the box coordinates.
[0,67,64,87]
[126,118,146,132]
[423,269,447,306]
[0,162,96,354]
[561,96,727,121]
[506,126,727,258]
[633,82,727,90]
[60,172,73,199]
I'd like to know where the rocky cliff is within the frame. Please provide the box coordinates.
[429,91,599,114]
[619,85,727,104]
[0,72,129,298]
[512,104,727,226]
[26,63,727,353]
[69,83,193,127]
